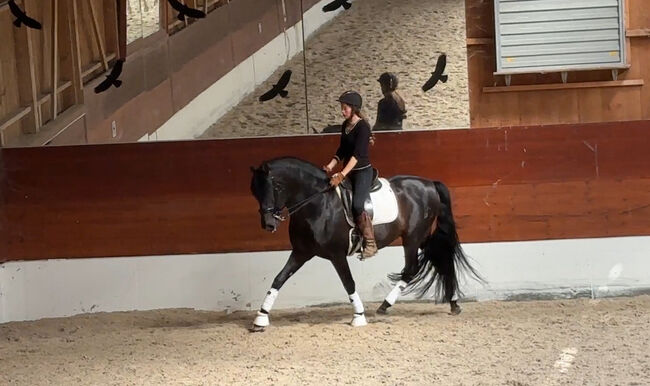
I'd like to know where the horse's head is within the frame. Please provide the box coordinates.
[250,163,285,233]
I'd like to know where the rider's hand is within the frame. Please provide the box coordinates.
[323,165,333,175]
[330,172,344,187]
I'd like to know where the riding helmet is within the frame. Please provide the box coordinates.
[377,72,398,91]
[337,90,363,109]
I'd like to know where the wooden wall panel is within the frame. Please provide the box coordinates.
[2,120,649,262]
[466,0,650,128]
[454,179,650,242]
[0,9,21,117]
[634,39,650,120]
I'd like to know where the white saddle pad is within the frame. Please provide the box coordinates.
[369,178,399,225]
[336,178,399,227]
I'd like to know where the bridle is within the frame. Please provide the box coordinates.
[258,174,332,222]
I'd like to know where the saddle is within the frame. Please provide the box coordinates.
[335,168,399,256]
[338,168,381,224]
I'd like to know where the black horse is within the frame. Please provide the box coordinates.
[249,157,483,330]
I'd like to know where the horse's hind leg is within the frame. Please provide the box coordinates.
[251,251,312,332]
[377,242,420,315]
[331,256,367,327]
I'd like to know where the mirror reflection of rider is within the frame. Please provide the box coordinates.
[374,72,407,131]
[322,91,378,259]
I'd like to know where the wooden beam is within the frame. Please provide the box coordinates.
[112,0,120,59]
[624,0,631,68]
[9,104,86,148]
[164,0,170,34]
[89,0,109,70]
[483,79,644,93]
[24,0,41,130]
[0,106,32,145]
[52,0,59,120]
[116,0,126,59]
[626,29,650,38]
[494,64,631,76]
[81,53,117,79]
[66,0,84,104]
[37,81,73,107]
[0,79,73,145]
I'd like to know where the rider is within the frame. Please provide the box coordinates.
[323,91,377,259]
[374,72,407,131]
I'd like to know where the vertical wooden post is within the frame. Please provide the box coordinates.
[117,0,127,59]
[89,0,110,70]
[23,0,42,130]
[69,0,84,103]
[624,0,632,68]
[52,0,59,119]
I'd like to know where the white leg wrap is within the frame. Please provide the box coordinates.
[349,292,367,327]
[385,280,407,306]
[349,291,364,314]
[261,288,279,313]
[253,311,270,327]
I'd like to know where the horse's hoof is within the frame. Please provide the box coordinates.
[350,313,368,327]
[249,324,266,333]
[376,300,391,315]
[450,303,462,315]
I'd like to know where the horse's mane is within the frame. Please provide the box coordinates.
[262,157,328,183]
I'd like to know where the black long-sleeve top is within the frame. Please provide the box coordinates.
[375,96,405,131]
[334,119,371,170]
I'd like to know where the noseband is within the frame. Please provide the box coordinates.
[259,206,286,222]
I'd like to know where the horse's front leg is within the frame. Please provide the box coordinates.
[251,251,312,332]
[332,255,367,327]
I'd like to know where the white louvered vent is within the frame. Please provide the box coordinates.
[494,0,627,75]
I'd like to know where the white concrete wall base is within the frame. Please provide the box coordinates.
[1,236,649,323]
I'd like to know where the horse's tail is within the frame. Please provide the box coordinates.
[393,181,485,302]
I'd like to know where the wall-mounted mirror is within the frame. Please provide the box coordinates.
[0,0,469,148]
[303,0,470,135]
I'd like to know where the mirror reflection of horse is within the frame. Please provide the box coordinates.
[249,157,483,331]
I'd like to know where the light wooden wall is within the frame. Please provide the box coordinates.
[0,0,118,146]
[465,0,650,127]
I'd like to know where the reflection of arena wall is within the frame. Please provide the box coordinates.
[197,0,469,139]
[148,0,346,141]
[82,0,329,144]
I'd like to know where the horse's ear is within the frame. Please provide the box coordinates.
[250,166,256,174]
